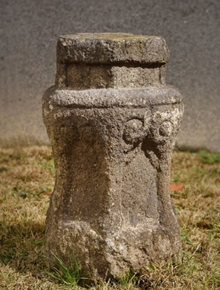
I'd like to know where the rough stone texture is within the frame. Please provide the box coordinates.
[56,34,168,89]
[43,33,184,279]
[57,33,169,64]
[65,64,163,89]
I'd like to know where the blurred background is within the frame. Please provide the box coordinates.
[0,0,219,152]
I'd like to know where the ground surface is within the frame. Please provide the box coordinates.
[0,146,219,289]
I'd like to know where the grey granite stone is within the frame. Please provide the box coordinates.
[43,33,184,279]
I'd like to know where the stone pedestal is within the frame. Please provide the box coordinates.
[43,33,184,279]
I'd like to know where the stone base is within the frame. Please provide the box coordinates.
[45,218,182,279]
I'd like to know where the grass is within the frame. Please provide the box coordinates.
[46,252,83,287]
[199,150,220,164]
[0,146,220,289]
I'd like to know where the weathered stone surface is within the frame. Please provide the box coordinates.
[57,33,170,64]
[43,33,184,279]
[56,33,169,88]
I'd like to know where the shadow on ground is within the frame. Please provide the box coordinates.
[0,219,47,278]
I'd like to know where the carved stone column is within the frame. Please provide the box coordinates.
[42,33,184,279]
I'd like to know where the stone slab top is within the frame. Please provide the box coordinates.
[57,33,170,65]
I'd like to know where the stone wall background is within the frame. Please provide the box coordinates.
[0,0,220,151]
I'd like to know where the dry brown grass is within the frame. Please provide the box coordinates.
[0,147,219,289]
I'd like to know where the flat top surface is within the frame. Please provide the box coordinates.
[60,33,155,41]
